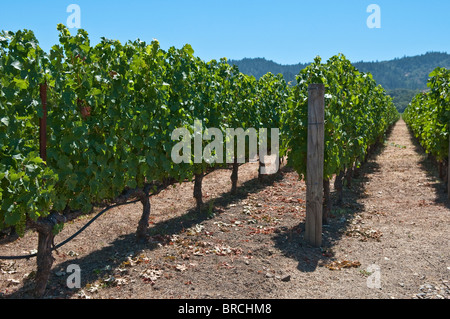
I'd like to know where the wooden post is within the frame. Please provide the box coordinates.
[33,82,53,298]
[305,84,325,247]
[448,135,450,199]
[39,82,47,162]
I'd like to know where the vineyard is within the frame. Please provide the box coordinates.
[1,26,449,300]
[403,67,450,182]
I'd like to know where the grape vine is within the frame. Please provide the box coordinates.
[0,25,399,296]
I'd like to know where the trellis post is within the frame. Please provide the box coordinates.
[39,82,47,161]
[448,134,450,199]
[305,84,325,247]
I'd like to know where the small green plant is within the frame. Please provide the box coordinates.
[207,200,216,219]
[359,269,373,277]
[93,269,102,275]
[389,142,406,149]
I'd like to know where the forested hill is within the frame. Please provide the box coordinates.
[353,52,450,90]
[228,52,450,112]
[227,58,310,85]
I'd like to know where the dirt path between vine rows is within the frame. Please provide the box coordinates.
[1,119,449,299]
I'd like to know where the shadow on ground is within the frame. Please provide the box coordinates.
[272,126,395,273]
[406,125,450,209]
[7,165,287,299]
[11,121,445,298]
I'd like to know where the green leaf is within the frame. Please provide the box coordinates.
[13,78,29,90]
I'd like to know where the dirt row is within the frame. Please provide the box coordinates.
[0,119,449,299]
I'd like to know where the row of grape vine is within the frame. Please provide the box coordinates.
[1,25,398,296]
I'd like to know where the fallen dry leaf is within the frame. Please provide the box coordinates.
[176,264,187,272]
[140,268,163,284]
[322,260,361,270]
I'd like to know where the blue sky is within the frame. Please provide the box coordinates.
[0,0,449,65]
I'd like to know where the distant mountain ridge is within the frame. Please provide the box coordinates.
[353,52,450,90]
[228,52,450,112]
[228,52,450,90]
